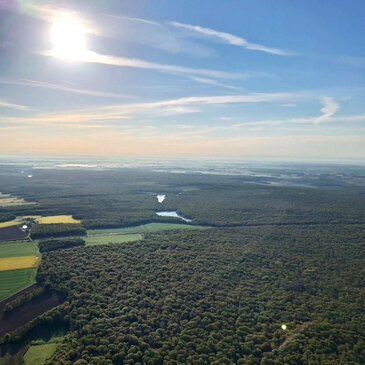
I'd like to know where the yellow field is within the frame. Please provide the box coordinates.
[0,255,39,272]
[0,215,80,228]
[0,197,35,207]
[0,220,19,228]
[36,215,80,224]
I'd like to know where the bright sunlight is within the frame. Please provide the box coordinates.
[50,15,88,60]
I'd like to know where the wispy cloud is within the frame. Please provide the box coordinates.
[41,49,253,80]
[171,22,292,56]
[102,14,212,57]
[2,92,298,127]
[0,99,29,111]
[0,79,130,99]
[315,96,340,123]
[188,76,243,91]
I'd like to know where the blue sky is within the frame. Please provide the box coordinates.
[0,0,364,160]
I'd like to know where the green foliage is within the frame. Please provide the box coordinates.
[36,226,365,364]
[31,224,86,239]
[1,167,364,229]
[38,238,85,253]
[3,287,45,313]
[0,213,16,223]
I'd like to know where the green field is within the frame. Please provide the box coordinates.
[23,343,58,365]
[0,242,39,258]
[85,233,143,246]
[88,222,208,236]
[0,242,40,301]
[0,268,37,301]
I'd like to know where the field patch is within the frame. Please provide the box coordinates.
[0,193,35,207]
[36,215,80,224]
[0,242,39,258]
[0,219,20,228]
[0,226,29,241]
[0,215,81,229]
[88,222,208,236]
[0,269,37,301]
[0,255,39,272]
[23,343,58,365]
[86,233,143,246]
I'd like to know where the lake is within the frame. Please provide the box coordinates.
[156,211,192,222]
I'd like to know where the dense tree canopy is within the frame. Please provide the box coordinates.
[36,226,365,365]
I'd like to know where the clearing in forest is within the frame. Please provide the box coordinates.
[88,222,208,236]
[23,343,59,365]
[85,233,143,246]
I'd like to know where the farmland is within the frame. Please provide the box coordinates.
[0,214,79,232]
[87,222,208,236]
[0,163,364,364]
[36,215,80,225]
[0,256,39,271]
[0,269,37,301]
[0,220,20,228]
[0,242,40,300]
[0,193,35,208]
[0,226,28,241]
[85,233,143,246]
[0,242,39,258]
[85,223,208,246]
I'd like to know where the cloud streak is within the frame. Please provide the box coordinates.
[1,92,299,127]
[0,79,130,99]
[171,22,292,56]
[41,50,253,80]
[0,99,29,111]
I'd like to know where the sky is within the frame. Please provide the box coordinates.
[0,0,365,160]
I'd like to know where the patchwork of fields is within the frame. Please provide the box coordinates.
[0,215,79,228]
[85,223,208,246]
[0,242,40,301]
[0,221,204,301]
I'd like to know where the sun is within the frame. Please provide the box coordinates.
[50,16,88,60]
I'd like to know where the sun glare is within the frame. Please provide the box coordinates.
[50,16,88,60]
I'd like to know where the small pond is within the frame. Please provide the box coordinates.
[156,211,192,222]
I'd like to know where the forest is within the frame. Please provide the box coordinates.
[0,165,365,230]
[34,225,365,364]
[0,163,364,364]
